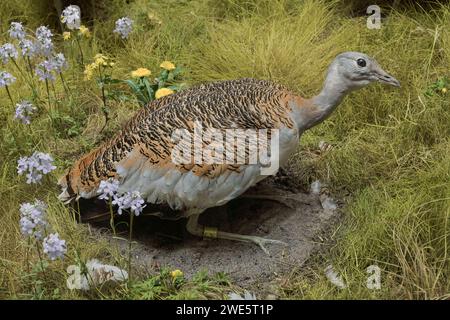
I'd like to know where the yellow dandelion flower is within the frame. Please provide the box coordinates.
[155,88,174,99]
[170,269,183,278]
[79,25,91,38]
[160,61,176,71]
[63,32,71,40]
[442,87,448,94]
[131,68,151,78]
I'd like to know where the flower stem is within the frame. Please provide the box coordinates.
[45,79,59,152]
[4,85,15,109]
[59,73,70,96]
[128,213,134,280]
[11,58,36,94]
[45,79,51,110]
[26,57,39,98]
[74,36,84,65]
[35,242,48,284]
[26,238,31,275]
[109,199,116,236]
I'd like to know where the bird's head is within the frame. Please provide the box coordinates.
[328,51,400,91]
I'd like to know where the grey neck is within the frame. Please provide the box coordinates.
[302,63,351,130]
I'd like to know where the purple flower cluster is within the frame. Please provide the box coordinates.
[97,178,146,216]
[0,43,18,64]
[52,53,68,73]
[113,17,133,39]
[14,100,36,124]
[35,53,69,81]
[112,191,146,216]
[19,200,48,239]
[17,151,56,184]
[19,39,37,58]
[9,22,26,40]
[43,233,67,260]
[0,71,16,87]
[97,178,120,201]
[35,26,54,57]
[61,5,81,30]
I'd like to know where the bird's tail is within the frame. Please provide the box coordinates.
[57,173,76,204]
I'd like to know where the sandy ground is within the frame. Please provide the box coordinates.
[89,173,341,292]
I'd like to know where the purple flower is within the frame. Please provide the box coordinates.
[97,178,120,201]
[0,43,18,64]
[51,53,68,73]
[19,39,37,58]
[0,71,16,87]
[9,22,26,40]
[19,200,48,239]
[35,26,53,57]
[15,100,36,124]
[113,17,133,39]
[17,151,56,184]
[43,233,67,260]
[112,191,146,216]
[35,59,56,81]
[35,26,53,42]
[61,5,81,30]
[37,39,53,57]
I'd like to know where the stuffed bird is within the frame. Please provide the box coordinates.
[59,52,400,253]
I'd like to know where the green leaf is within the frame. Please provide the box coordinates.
[123,79,147,104]
[143,78,155,101]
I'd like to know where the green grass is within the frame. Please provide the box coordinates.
[0,0,449,299]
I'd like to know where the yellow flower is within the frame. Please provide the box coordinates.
[155,88,174,99]
[83,63,99,80]
[94,53,108,60]
[160,61,176,71]
[148,12,162,25]
[170,269,183,279]
[131,68,151,78]
[79,25,91,38]
[442,87,448,94]
[63,32,71,40]
[92,54,109,67]
[95,57,107,66]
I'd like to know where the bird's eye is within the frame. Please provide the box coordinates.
[357,58,366,67]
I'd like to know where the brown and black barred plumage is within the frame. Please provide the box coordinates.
[58,78,309,214]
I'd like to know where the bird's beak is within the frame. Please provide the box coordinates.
[372,64,401,87]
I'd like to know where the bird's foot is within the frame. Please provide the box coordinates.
[187,214,288,256]
[244,235,288,256]
[207,227,288,256]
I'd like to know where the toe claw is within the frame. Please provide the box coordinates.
[253,237,288,256]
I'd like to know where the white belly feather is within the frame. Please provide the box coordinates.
[115,126,300,211]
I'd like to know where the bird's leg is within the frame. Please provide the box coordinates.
[186,214,287,255]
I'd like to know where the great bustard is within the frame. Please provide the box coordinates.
[58,52,400,253]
